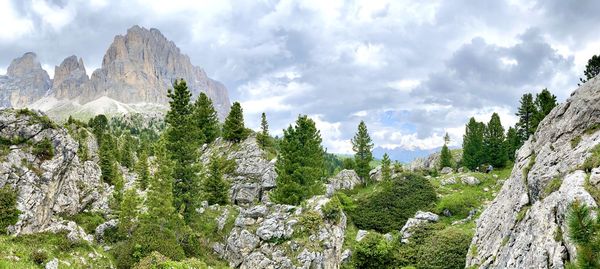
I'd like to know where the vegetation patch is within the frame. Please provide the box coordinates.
[571,135,582,148]
[542,177,562,199]
[580,144,600,172]
[436,189,479,219]
[63,211,106,234]
[584,123,600,135]
[0,185,20,233]
[516,205,531,222]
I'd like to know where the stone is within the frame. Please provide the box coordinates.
[341,249,352,263]
[442,209,452,217]
[400,211,439,243]
[45,258,59,269]
[467,76,600,268]
[590,167,600,187]
[42,220,93,242]
[326,169,362,196]
[461,176,480,185]
[440,177,457,186]
[95,219,118,243]
[217,208,230,231]
[245,205,268,218]
[356,230,368,242]
[458,167,468,173]
[440,167,453,174]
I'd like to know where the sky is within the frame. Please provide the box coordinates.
[0,0,598,161]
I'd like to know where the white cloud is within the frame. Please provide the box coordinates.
[353,43,386,68]
[310,114,353,154]
[0,1,34,42]
[31,0,76,31]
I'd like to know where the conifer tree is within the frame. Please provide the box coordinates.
[505,126,520,161]
[192,92,220,144]
[223,102,249,143]
[483,113,507,168]
[567,202,600,268]
[352,121,374,183]
[462,118,485,170]
[271,115,326,205]
[119,132,135,169]
[118,188,139,238]
[144,141,177,228]
[579,54,600,86]
[136,150,150,190]
[533,89,557,129]
[257,112,270,148]
[165,79,201,220]
[381,153,391,182]
[204,155,229,205]
[515,93,537,142]
[99,133,118,185]
[439,133,453,169]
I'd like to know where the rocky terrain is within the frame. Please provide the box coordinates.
[0,26,230,120]
[466,77,600,268]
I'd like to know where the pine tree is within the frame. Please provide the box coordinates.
[381,153,391,181]
[439,133,453,169]
[192,92,220,144]
[462,118,485,170]
[270,115,326,205]
[579,55,600,86]
[165,79,201,220]
[118,188,139,238]
[223,102,249,143]
[567,202,600,268]
[203,155,229,205]
[136,150,150,190]
[483,113,507,168]
[119,132,135,169]
[515,93,538,142]
[352,121,374,183]
[257,112,270,148]
[144,141,177,228]
[533,89,557,129]
[505,126,520,161]
[99,133,118,185]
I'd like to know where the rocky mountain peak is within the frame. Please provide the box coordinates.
[52,55,89,100]
[0,52,51,108]
[7,52,47,78]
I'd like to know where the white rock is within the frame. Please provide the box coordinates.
[461,176,480,185]
[45,258,59,269]
[356,230,368,242]
[440,167,453,174]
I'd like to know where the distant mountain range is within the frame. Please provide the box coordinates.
[0,25,230,121]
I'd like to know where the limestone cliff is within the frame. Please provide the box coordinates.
[52,55,90,100]
[0,53,51,108]
[466,77,600,268]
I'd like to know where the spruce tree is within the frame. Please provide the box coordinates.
[204,155,229,205]
[579,54,600,86]
[165,79,201,220]
[533,89,557,129]
[119,132,135,169]
[505,126,520,161]
[136,150,150,190]
[381,153,391,182]
[567,202,600,268]
[257,112,270,148]
[352,121,374,183]
[118,188,139,238]
[144,141,177,228]
[462,118,485,170]
[515,93,538,142]
[99,133,118,185]
[270,115,326,205]
[192,92,220,144]
[439,133,453,169]
[483,113,507,168]
[222,102,249,143]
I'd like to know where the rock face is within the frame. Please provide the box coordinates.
[0,52,51,107]
[467,77,600,268]
[52,55,89,100]
[326,169,362,196]
[86,25,230,119]
[0,109,109,235]
[200,135,277,206]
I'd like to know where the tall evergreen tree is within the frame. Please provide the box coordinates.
[270,115,326,205]
[515,93,538,142]
[119,132,135,169]
[203,155,229,205]
[165,79,201,220]
[462,118,485,170]
[505,126,520,161]
[222,102,249,143]
[381,153,391,182]
[352,121,374,183]
[118,188,139,238]
[136,150,150,190]
[439,132,453,169]
[144,141,177,228]
[483,113,507,168]
[533,89,557,129]
[579,54,600,86]
[257,112,270,148]
[192,92,220,144]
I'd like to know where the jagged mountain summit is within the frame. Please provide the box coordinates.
[0,25,230,120]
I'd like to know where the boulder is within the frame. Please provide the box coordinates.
[356,230,368,242]
[400,211,439,243]
[461,175,480,185]
[440,167,453,174]
[326,169,362,196]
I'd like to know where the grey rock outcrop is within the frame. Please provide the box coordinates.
[0,109,109,235]
[0,52,51,107]
[400,211,439,243]
[467,77,600,268]
[52,55,89,100]
[326,169,362,196]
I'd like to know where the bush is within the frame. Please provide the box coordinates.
[352,233,395,269]
[436,190,479,218]
[581,144,600,172]
[349,173,437,233]
[322,196,343,223]
[30,249,48,265]
[416,227,472,269]
[0,185,20,233]
[66,211,105,234]
[32,138,54,160]
[298,210,323,236]
[114,223,185,269]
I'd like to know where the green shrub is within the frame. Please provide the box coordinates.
[571,136,582,148]
[353,233,395,269]
[349,173,437,233]
[32,138,54,160]
[567,202,600,269]
[585,123,600,135]
[297,210,323,236]
[580,144,600,172]
[542,177,562,198]
[436,189,479,218]
[322,196,343,223]
[0,185,20,233]
[416,227,472,269]
[65,211,105,234]
[113,223,185,269]
[30,249,48,265]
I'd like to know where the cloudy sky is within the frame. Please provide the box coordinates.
[0,0,597,160]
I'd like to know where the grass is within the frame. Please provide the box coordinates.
[542,177,562,199]
[584,123,600,135]
[580,144,600,172]
[0,232,113,268]
[62,211,106,234]
[571,135,582,148]
[516,205,531,222]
